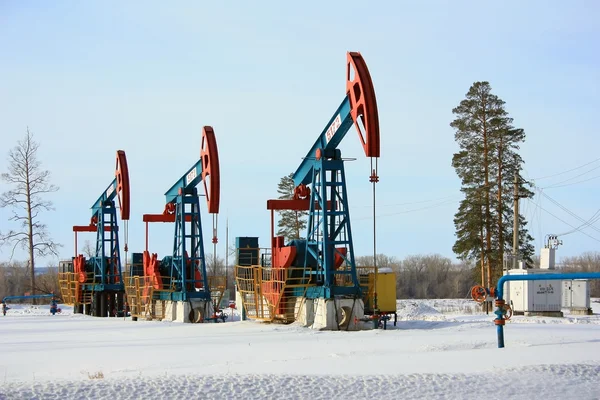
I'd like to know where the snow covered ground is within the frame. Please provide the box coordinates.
[1,299,599,399]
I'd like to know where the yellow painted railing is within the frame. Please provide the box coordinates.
[234,265,312,323]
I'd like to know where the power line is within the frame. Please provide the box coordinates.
[532,157,600,180]
[353,199,458,221]
[541,192,600,235]
[559,208,600,236]
[524,198,600,243]
[543,174,600,189]
[353,194,459,208]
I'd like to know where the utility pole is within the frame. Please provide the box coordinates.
[512,169,520,270]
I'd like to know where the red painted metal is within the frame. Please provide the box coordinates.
[200,126,220,214]
[369,169,379,183]
[334,247,347,269]
[73,255,87,283]
[347,51,380,158]
[267,199,311,211]
[272,236,297,268]
[115,150,130,220]
[143,250,163,290]
[73,225,115,232]
[182,251,203,289]
[266,199,337,211]
[294,184,310,200]
[142,214,193,223]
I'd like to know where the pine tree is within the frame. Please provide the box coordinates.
[451,82,534,287]
[276,173,308,243]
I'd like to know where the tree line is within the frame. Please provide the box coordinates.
[5,251,598,302]
[0,260,60,301]
[0,81,593,302]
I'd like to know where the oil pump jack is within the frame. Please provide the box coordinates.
[70,150,130,317]
[236,52,381,330]
[134,126,221,323]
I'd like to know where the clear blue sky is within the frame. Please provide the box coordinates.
[1,1,599,268]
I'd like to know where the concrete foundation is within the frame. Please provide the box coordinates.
[295,297,370,331]
[570,308,593,316]
[523,311,564,318]
[235,288,246,321]
[162,300,213,323]
[163,301,176,321]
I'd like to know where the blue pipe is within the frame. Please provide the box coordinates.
[494,272,600,348]
[496,324,505,348]
[2,294,55,303]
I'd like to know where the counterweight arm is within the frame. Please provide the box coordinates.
[77,150,130,230]
[163,126,220,214]
[293,52,380,188]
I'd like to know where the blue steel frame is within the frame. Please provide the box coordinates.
[157,160,211,302]
[84,179,124,292]
[293,96,361,299]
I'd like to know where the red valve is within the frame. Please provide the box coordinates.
[503,304,513,320]
[470,285,488,303]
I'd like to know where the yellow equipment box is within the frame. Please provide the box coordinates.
[372,272,397,313]
[361,270,397,314]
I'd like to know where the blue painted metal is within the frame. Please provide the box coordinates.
[164,161,203,204]
[81,171,126,291]
[91,200,124,287]
[159,165,211,301]
[81,283,124,292]
[495,272,600,300]
[302,155,360,298]
[50,298,59,315]
[293,96,352,187]
[494,272,600,348]
[2,294,55,303]
[289,95,361,299]
[91,179,118,219]
[169,186,210,300]
[496,323,505,348]
[236,237,259,266]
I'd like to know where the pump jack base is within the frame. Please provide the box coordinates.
[294,297,372,331]
[162,299,214,323]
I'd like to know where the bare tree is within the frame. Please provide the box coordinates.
[0,260,29,299]
[205,253,226,277]
[0,128,61,296]
[82,240,95,258]
[36,265,60,297]
[356,254,400,269]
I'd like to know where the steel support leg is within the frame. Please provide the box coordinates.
[116,292,124,317]
[108,293,116,317]
[100,293,107,317]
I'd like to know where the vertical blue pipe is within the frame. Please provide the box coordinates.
[496,325,504,348]
[493,272,600,348]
